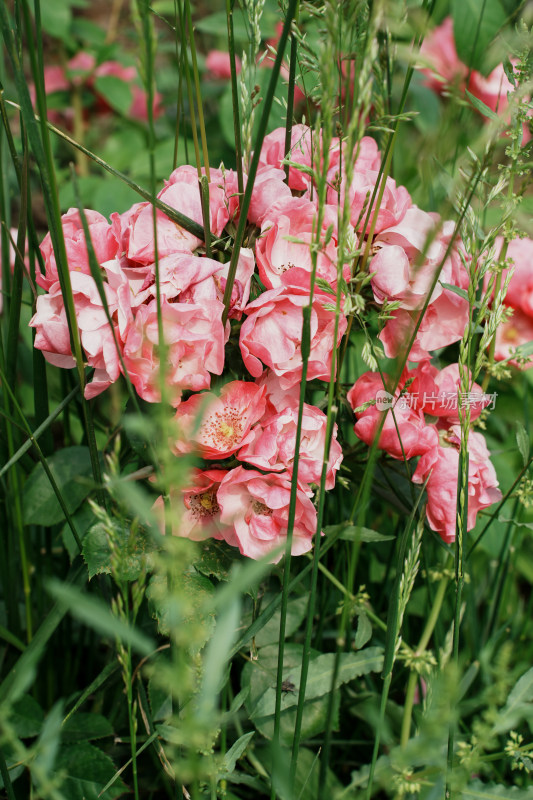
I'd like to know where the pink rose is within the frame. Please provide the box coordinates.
[347,370,438,461]
[256,197,341,289]
[419,17,468,93]
[496,237,533,318]
[38,208,119,292]
[413,427,502,543]
[239,270,347,388]
[153,469,229,541]
[255,370,301,420]
[217,466,318,561]
[330,170,411,235]
[238,402,343,489]
[258,125,316,192]
[172,380,266,459]
[30,273,127,400]
[379,286,470,362]
[122,297,225,406]
[494,309,533,368]
[205,50,241,80]
[247,166,292,227]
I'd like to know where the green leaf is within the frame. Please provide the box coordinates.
[491,667,533,735]
[452,0,507,72]
[253,595,308,648]
[40,0,73,42]
[462,780,533,799]
[324,522,394,543]
[219,732,255,777]
[9,695,44,738]
[23,447,96,527]
[241,644,339,743]
[61,505,97,562]
[439,281,470,300]
[93,75,133,117]
[250,647,384,719]
[146,572,216,645]
[516,422,530,467]
[82,521,153,581]
[465,89,500,120]
[354,612,373,650]
[54,742,127,799]
[194,540,234,582]
[61,713,113,742]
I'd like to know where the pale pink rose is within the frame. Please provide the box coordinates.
[137,252,225,304]
[255,370,301,420]
[205,50,241,80]
[247,166,292,227]
[256,197,340,289]
[370,209,467,311]
[126,168,229,264]
[30,273,127,399]
[239,269,347,388]
[413,426,502,543]
[238,402,343,489]
[330,170,411,236]
[212,247,256,320]
[258,125,316,191]
[153,469,229,542]
[122,297,225,406]
[217,466,317,561]
[38,208,119,292]
[419,17,468,93]
[494,308,533,368]
[379,286,470,362]
[425,364,489,421]
[67,52,97,81]
[172,380,266,459]
[326,136,381,198]
[495,237,533,318]
[347,370,438,461]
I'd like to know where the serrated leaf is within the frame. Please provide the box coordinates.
[23,447,96,526]
[254,595,308,648]
[516,422,530,467]
[55,742,127,799]
[61,505,97,562]
[250,647,383,719]
[9,695,44,738]
[61,713,113,742]
[194,540,234,581]
[82,521,152,581]
[93,75,133,117]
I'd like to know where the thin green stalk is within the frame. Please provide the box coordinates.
[226,0,243,195]
[0,749,16,800]
[283,8,299,185]
[483,498,520,642]
[222,0,299,325]
[184,0,210,181]
[176,0,203,176]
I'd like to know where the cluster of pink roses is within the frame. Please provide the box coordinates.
[29,123,503,555]
[420,16,531,142]
[30,51,163,127]
[347,362,502,542]
[489,237,533,365]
